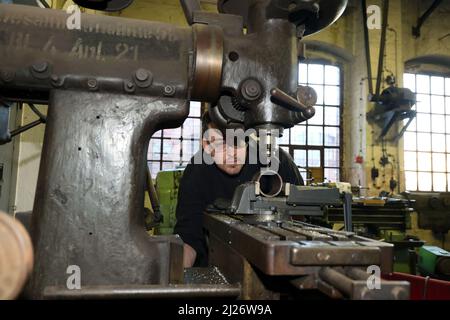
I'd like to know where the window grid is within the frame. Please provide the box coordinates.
[279,63,342,183]
[403,73,450,192]
[147,101,202,178]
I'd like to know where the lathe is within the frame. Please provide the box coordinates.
[0,0,409,299]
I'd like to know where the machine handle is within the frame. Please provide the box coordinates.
[270,87,315,119]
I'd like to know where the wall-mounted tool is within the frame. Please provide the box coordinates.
[361,0,416,142]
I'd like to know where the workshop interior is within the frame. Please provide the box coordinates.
[0,0,450,300]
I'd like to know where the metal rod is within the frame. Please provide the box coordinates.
[412,0,443,38]
[361,0,374,96]
[318,267,353,296]
[43,284,242,299]
[270,88,315,119]
[28,104,47,123]
[9,119,43,138]
[374,0,389,99]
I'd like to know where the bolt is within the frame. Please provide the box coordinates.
[135,68,149,82]
[87,79,98,89]
[124,81,135,93]
[50,74,63,87]
[241,79,261,101]
[163,85,175,96]
[32,61,48,73]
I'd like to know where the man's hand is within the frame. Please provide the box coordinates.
[183,243,197,268]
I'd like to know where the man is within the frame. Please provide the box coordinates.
[174,112,304,268]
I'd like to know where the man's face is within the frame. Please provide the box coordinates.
[202,126,247,176]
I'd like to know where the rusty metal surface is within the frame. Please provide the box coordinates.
[191,24,224,102]
[0,211,33,300]
[204,214,394,276]
[27,90,187,298]
[0,1,351,300]
[0,4,192,103]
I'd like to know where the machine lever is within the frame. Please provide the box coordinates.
[270,87,315,119]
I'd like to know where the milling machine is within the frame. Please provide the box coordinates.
[0,0,409,299]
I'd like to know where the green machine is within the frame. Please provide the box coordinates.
[418,246,450,280]
[154,169,184,235]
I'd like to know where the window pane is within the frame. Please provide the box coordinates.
[324,127,339,146]
[182,139,199,161]
[291,125,306,145]
[324,107,340,126]
[431,114,445,133]
[417,152,431,171]
[433,173,446,191]
[405,171,417,191]
[416,74,430,94]
[308,64,324,84]
[432,133,446,152]
[446,78,450,95]
[403,131,416,150]
[298,63,308,84]
[293,149,306,167]
[417,132,431,152]
[153,130,162,138]
[407,117,416,131]
[324,85,340,105]
[308,126,323,145]
[163,127,181,138]
[325,65,340,85]
[324,148,339,167]
[148,139,162,161]
[432,153,446,172]
[298,168,308,183]
[447,135,450,152]
[418,172,432,191]
[189,101,201,117]
[310,85,323,104]
[447,97,450,114]
[431,95,445,114]
[403,73,416,92]
[162,162,177,171]
[416,113,431,132]
[182,118,200,139]
[162,140,181,162]
[308,150,321,167]
[324,168,339,182]
[279,129,290,144]
[404,151,417,171]
[416,94,430,113]
[148,162,161,179]
[308,106,323,125]
[431,76,445,95]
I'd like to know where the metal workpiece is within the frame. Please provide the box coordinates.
[0,4,192,103]
[27,90,188,298]
[204,214,394,276]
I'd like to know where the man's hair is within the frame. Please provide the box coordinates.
[201,110,225,139]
